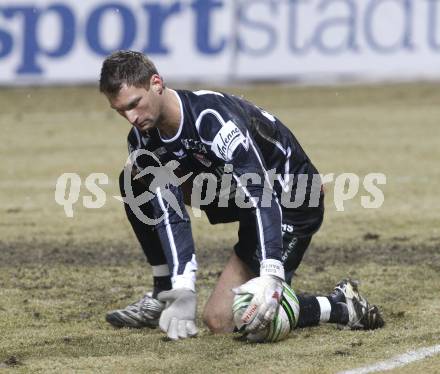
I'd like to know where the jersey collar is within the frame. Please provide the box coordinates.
[158,89,184,143]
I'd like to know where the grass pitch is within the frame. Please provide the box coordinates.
[1,83,439,373]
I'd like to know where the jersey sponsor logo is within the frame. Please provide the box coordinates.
[172,149,187,159]
[212,120,248,161]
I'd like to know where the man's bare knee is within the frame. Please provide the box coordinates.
[201,253,253,334]
[202,309,234,333]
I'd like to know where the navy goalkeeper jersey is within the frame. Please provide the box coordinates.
[125,89,322,283]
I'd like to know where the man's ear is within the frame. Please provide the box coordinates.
[150,74,163,94]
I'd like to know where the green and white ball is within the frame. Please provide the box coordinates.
[232,282,300,343]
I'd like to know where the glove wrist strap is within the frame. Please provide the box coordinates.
[172,274,196,292]
[171,254,198,292]
[260,259,285,280]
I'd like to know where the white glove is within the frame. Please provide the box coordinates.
[232,259,285,333]
[157,288,198,340]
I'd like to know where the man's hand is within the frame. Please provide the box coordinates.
[233,259,285,333]
[232,275,283,333]
[157,288,198,340]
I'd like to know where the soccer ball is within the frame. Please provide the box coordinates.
[232,281,300,343]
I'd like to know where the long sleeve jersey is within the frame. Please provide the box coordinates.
[125,89,321,288]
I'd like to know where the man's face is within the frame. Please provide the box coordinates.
[107,81,162,133]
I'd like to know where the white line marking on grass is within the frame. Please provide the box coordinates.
[338,345,440,374]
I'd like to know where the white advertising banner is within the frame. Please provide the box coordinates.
[0,0,439,85]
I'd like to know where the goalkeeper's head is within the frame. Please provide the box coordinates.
[99,50,171,134]
[99,50,163,98]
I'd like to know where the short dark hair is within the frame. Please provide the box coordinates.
[99,50,159,97]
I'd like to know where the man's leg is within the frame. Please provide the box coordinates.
[226,221,382,332]
[203,262,383,334]
[202,257,384,333]
[106,171,171,329]
[296,280,384,330]
[202,252,254,333]
[119,170,172,296]
[280,231,379,329]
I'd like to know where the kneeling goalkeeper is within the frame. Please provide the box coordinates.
[99,51,383,340]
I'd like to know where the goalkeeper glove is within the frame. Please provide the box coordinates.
[158,288,198,340]
[232,259,285,333]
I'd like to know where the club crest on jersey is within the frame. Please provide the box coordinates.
[181,139,208,154]
[212,121,248,161]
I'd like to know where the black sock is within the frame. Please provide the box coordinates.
[297,294,349,327]
[327,297,349,324]
[297,294,321,328]
[152,276,172,299]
